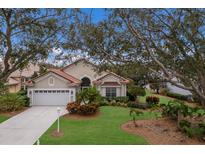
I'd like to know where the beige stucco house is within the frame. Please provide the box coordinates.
[6,64,40,93]
[27,59,129,106]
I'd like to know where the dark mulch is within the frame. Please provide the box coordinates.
[0,107,29,117]
[121,118,205,145]
[63,110,100,120]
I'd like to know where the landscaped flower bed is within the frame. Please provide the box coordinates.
[160,100,205,140]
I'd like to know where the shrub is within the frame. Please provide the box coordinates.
[149,83,160,94]
[114,96,129,103]
[66,102,98,115]
[160,100,192,119]
[77,104,98,115]
[179,120,205,140]
[66,102,80,114]
[179,120,191,129]
[101,96,129,103]
[98,101,128,108]
[127,86,146,101]
[0,82,8,95]
[166,92,188,101]
[160,88,168,95]
[160,100,202,119]
[18,90,30,107]
[76,86,101,103]
[98,101,109,106]
[127,102,149,109]
[183,127,205,139]
[146,96,159,107]
[0,93,26,112]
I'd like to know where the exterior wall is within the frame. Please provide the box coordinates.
[33,72,70,89]
[63,60,107,83]
[97,74,127,97]
[101,75,120,82]
[120,84,126,96]
[99,85,126,97]
[8,84,21,93]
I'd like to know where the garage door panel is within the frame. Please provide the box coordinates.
[33,89,75,106]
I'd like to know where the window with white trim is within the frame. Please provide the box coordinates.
[48,77,54,86]
[106,87,117,98]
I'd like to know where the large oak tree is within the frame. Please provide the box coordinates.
[0,9,77,82]
[64,9,205,106]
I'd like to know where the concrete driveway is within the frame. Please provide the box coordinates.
[0,106,68,145]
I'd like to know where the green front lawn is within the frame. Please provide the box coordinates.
[40,106,157,145]
[139,90,175,105]
[0,115,9,123]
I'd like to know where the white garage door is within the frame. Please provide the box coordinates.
[33,89,75,106]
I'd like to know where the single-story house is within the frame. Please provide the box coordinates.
[27,59,129,106]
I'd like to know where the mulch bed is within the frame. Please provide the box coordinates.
[0,107,29,117]
[51,129,64,137]
[63,110,100,120]
[121,118,205,145]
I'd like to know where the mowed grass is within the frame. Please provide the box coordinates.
[40,106,157,145]
[0,115,9,123]
[139,90,174,105]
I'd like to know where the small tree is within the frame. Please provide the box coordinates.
[77,86,101,104]
[130,109,143,127]
[149,83,160,94]
[127,85,146,101]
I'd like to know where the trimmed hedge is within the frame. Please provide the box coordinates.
[127,102,149,109]
[102,96,129,103]
[98,101,128,108]
[166,92,188,101]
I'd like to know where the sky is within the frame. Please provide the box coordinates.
[49,9,108,66]
[81,8,108,23]
[0,9,108,66]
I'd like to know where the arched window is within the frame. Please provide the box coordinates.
[81,77,91,89]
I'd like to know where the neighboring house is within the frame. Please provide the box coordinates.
[145,77,192,97]
[6,64,40,93]
[27,59,129,106]
[166,77,192,96]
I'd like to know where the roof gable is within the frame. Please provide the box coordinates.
[93,72,129,84]
[61,58,98,71]
[33,69,81,84]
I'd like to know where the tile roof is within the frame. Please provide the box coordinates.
[93,72,129,84]
[49,69,81,83]
[61,58,97,71]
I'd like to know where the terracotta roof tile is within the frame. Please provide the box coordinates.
[93,72,129,84]
[49,69,81,83]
